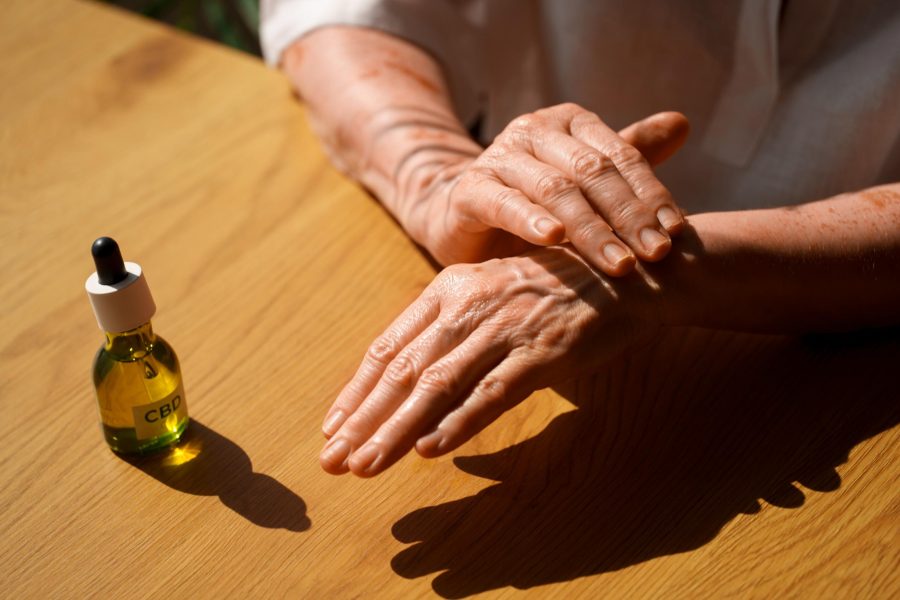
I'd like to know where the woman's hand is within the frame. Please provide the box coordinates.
[406,106,690,275]
[286,30,688,274]
[318,246,666,477]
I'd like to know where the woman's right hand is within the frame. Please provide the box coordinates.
[406,106,690,275]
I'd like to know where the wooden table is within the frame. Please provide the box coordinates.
[2,1,898,597]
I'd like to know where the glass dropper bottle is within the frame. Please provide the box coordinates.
[85,237,189,454]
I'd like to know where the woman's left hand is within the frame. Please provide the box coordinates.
[319,245,667,477]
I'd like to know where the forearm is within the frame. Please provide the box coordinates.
[281,26,481,240]
[657,183,900,333]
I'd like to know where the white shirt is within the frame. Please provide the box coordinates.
[261,0,900,214]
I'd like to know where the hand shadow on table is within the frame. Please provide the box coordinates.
[391,327,900,598]
[122,420,310,532]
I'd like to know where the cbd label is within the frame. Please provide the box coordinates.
[132,384,187,440]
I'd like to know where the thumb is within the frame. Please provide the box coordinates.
[618,111,690,167]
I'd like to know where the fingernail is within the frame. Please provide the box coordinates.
[656,207,682,231]
[322,409,346,437]
[639,227,670,255]
[602,243,631,266]
[320,437,351,468]
[349,443,381,475]
[535,217,560,237]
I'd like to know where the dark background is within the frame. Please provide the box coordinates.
[105,0,262,55]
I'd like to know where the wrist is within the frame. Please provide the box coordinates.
[641,214,722,328]
[395,153,476,246]
[354,106,479,238]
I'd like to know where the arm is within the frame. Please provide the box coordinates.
[661,184,900,333]
[281,26,478,215]
[282,27,689,273]
[318,183,900,477]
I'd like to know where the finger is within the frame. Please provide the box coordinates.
[491,151,637,276]
[321,293,439,440]
[415,354,536,458]
[617,111,690,167]
[347,329,508,477]
[570,112,684,243]
[454,175,565,245]
[320,311,472,474]
[529,129,672,262]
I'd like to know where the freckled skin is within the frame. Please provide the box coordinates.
[280,26,900,478]
[861,188,898,210]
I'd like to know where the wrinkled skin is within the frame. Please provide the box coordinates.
[405,105,689,274]
[284,29,689,276]
[286,28,900,480]
[316,107,690,478]
[319,246,663,477]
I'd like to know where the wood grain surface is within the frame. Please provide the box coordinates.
[1,1,898,598]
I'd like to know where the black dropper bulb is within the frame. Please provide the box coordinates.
[92,237,129,285]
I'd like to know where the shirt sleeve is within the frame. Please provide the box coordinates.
[260,0,484,125]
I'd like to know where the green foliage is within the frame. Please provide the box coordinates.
[105,0,261,55]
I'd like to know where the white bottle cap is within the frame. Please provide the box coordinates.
[85,261,156,333]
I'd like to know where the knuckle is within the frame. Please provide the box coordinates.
[608,144,644,168]
[475,376,508,404]
[535,172,576,201]
[492,188,524,221]
[573,217,613,241]
[384,353,419,388]
[437,266,494,307]
[366,334,400,365]
[433,317,465,342]
[433,266,458,289]
[504,127,533,148]
[419,364,456,395]
[634,180,673,205]
[442,306,478,339]
[439,263,468,282]
[505,114,538,137]
[569,109,602,130]
[549,102,583,115]
[463,285,493,312]
[539,328,566,351]
[572,149,613,182]
[608,198,645,226]
[511,114,536,130]
[484,141,516,162]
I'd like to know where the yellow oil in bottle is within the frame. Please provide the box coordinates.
[93,321,189,454]
[86,236,189,455]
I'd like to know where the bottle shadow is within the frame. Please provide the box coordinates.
[391,327,900,598]
[122,420,310,532]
